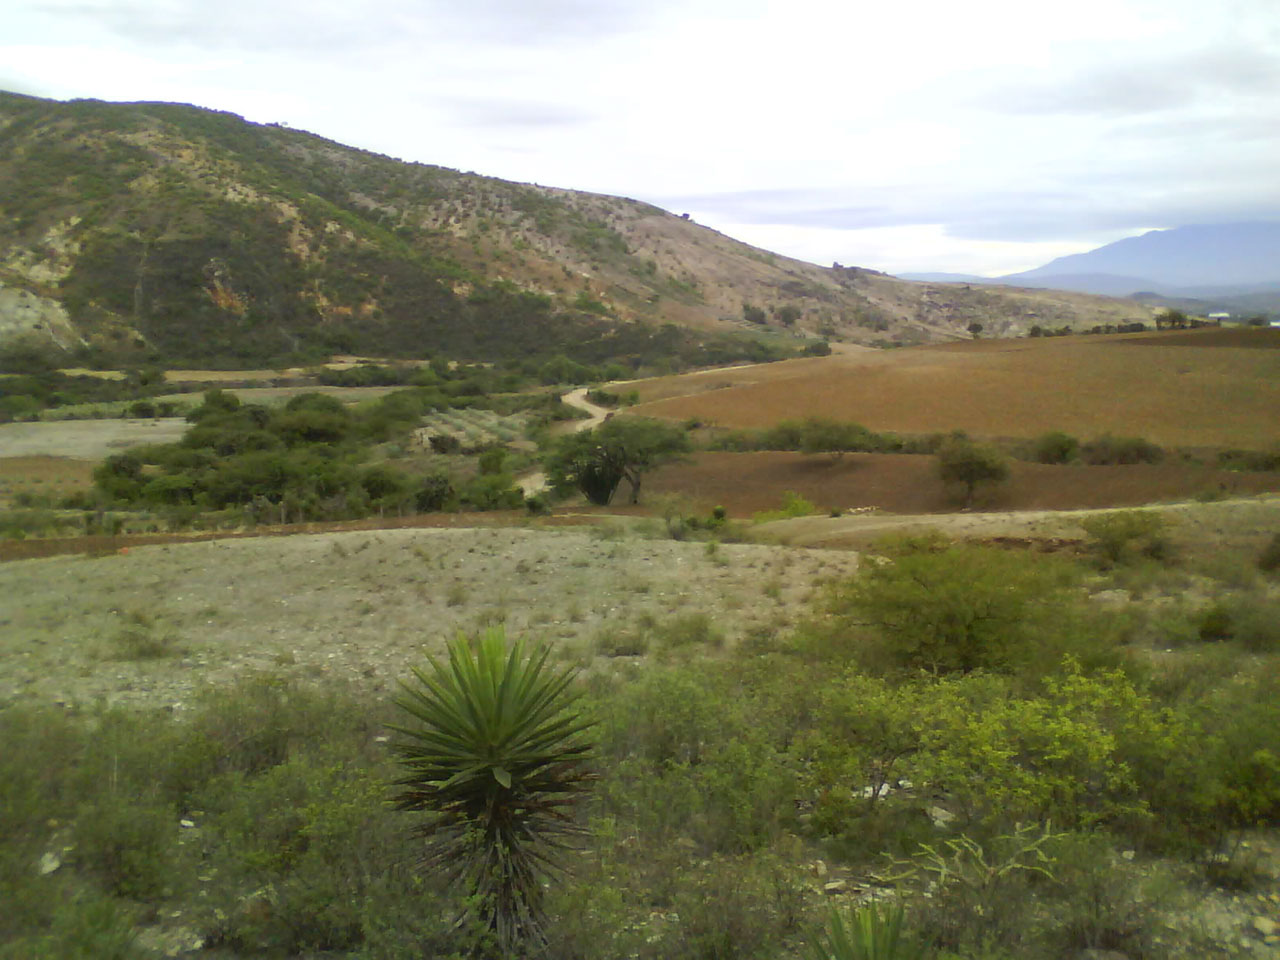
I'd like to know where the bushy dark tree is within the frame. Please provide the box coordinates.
[1031,431,1079,465]
[936,437,1009,507]
[544,418,689,505]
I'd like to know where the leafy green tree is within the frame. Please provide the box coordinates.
[186,387,241,423]
[415,471,455,511]
[776,304,802,327]
[545,417,689,505]
[390,628,595,955]
[936,437,1009,507]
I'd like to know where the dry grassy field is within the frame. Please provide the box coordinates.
[0,455,96,508]
[0,418,189,460]
[628,329,1280,449]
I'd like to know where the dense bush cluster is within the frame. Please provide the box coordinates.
[709,418,932,456]
[89,388,524,524]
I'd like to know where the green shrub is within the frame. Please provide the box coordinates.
[896,824,1061,953]
[663,854,806,959]
[1258,533,1280,573]
[458,472,523,510]
[753,490,818,523]
[654,612,724,650]
[200,759,387,953]
[1197,602,1234,642]
[825,542,1082,676]
[802,901,929,960]
[936,436,1009,507]
[109,610,181,660]
[70,799,177,901]
[1081,434,1164,465]
[0,893,142,960]
[1029,430,1079,464]
[1079,510,1169,567]
[1042,832,1169,958]
[594,627,650,657]
[1226,593,1280,652]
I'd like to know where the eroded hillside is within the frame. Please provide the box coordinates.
[0,92,1151,367]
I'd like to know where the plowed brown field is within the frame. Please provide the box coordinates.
[629,329,1280,449]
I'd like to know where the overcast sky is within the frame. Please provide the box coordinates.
[5,0,1280,275]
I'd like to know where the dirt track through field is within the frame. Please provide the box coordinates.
[516,387,613,495]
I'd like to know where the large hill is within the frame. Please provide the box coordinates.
[0,92,1147,368]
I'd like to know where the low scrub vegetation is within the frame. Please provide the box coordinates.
[2,529,1278,959]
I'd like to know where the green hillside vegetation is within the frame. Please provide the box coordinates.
[0,92,1152,369]
[2,528,1278,958]
[0,92,824,370]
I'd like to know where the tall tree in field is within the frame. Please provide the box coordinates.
[936,436,1009,508]
[545,417,689,505]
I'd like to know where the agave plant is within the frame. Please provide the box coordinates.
[390,627,595,954]
[803,901,930,960]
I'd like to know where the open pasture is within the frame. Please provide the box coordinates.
[0,417,189,459]
[628,329,1280,449]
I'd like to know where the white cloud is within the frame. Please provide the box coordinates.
[4,0,1280,274]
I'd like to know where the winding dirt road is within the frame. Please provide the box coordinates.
[515,387,614,496]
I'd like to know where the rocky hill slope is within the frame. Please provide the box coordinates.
[0,92,1148,368]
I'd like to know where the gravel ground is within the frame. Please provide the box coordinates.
[0,525,858,711]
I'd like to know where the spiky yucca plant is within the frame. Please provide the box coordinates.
[390,627,595,954]
[803,901,930,960]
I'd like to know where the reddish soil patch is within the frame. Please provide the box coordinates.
[0,511,599,563]
[640,452,1280,516]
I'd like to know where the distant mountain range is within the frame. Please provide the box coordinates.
[900,223,1280,316]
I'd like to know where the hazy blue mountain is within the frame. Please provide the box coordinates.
[1001,223,1280,291]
